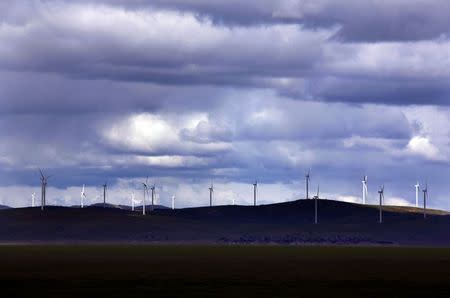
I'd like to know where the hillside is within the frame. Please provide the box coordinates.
[0,199,449,246]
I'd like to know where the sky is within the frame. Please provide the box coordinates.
[1,0,450,210]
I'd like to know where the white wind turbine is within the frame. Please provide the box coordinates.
[142,177,149,215]
[150,184,156,210]
[313,185,320,224]
[423,183,428,219]
[305,169,311,199]
[234,193,242,206]
[39,169,51,210]
[31,192,36,207]
[362,175,368,204]
[80,184,86,208]
[102,182,107,208]
[172,195,176,210]
[378,185,384,224]
[131,192,140,212]
[415,182,420,208]
[253,180,258,206]
[209,180,214,207]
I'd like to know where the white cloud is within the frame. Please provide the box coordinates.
[101,113,232,157]
[406,136,442,161]
[336,195,360,204]
[384,196,412,207]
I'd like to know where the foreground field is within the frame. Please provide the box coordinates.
[0,245,449,297]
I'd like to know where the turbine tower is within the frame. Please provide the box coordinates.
[305,169,311,199]
[80,184,86,208]
[131,192,139,211]
[209,181,214,207]
[378,185,384,224]
[31,192,36,207]
[151,184,156,210]
[362,176,368,204]
[415,182,420,208]
[39,169,50,211]
[172,195,175,210]
[313,185,320,224]
[253,180,258,206]
[142,177,149,215]
[234,193,241,206]
[102,182,107,208]
[423,183,428,219]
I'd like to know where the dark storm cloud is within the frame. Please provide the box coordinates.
[306,77,450,106]
[1,1,450,209]
[67,0,450,41]
[0,71,237,114]
[1,0,449,107]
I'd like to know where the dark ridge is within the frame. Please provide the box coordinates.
[0,200,449,246]
[68,203,170,210]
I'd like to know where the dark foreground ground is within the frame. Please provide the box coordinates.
[0,245,449,298]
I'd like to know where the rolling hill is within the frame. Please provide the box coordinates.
[0,199,449,246]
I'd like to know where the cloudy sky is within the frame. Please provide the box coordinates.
[1,0,450,210]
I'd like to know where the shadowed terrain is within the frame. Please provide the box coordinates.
[0,200,449,246]
[0,245,449,298]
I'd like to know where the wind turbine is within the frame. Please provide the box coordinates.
[150,184,156,210]
[253,180,258,206]
[172,195,176,210]
[102,182,107,208]
[234,193,241,206]
[415,182,420,208]
[305,169,311,199]
[378,185,384,224]
[423,183,428,219]
[39,169,51,211]
[209,180,214,207]
[142,177,149,215]
[80,184,86,208]
[131,192,140,211]
[362,175,368,204]
[31,192,36,207]
[313,185,320,224]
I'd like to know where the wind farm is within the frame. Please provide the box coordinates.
[2,1,450,296]
[0,170,449,246]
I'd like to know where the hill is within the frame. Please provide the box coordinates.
[0,199,449,246]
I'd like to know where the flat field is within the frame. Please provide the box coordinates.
[0,245,449,297]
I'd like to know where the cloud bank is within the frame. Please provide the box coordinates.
[1,1,450,210]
